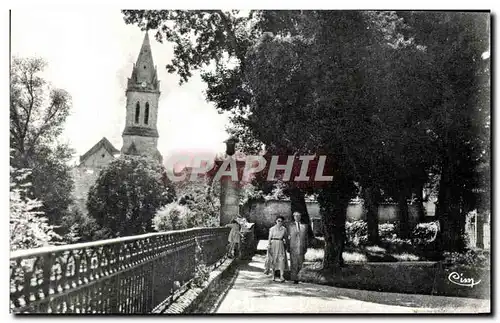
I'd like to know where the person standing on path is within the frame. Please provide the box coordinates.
[288,211,308,284]
[264,216,289,282]
[226,219,243,258]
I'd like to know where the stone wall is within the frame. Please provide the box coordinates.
[121,134,159,156]
[71,167,103,213]
[79,146,115,168]
[241,199,436,240]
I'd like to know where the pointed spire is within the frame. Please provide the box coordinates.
[135,31,153,69]
[136,32,150,61]
[126,30,159,92]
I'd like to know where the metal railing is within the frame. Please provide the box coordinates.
[10,227,230,314]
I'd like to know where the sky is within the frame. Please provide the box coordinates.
[10,9,230,167]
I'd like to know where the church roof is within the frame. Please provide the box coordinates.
[79,137,120,164]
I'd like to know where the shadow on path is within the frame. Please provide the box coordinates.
[215,254,490,314]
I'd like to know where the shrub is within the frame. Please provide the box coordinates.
[379,222,397,240]
[10,165,61,251]
[345,220,368,246]
[411,221,439,246]
[346,220,439,249]
[443,249,490,269]
[152,202,191,231]
[60,205,109,243]
[239,182,265,206]
[175,179,220,228]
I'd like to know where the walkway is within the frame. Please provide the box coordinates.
[215,254,490,314]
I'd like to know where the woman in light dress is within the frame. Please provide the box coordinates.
[264,216,289,282]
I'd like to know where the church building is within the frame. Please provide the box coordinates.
[73,32,163,210]
[78,31,162,168]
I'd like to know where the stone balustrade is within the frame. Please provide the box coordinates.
[10,227,230,314]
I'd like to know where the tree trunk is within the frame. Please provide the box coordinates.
[318,177,353,271]
[363,185,379,245]
[476,212,484,249]
[436,161,466,252]
[416,183,426,223]
[289,187,314,240]
[398,186,410,240]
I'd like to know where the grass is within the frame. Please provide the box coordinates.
[304,248,324,262]
[304,245,422,263]
[304,236,435,263]
[304,248,369,263]
[365,245,386,253]
[342,251,368,263]
[392,253,421,261]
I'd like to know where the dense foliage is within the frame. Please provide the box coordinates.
[10,57,75,227]
[87,156,176,237]
[60,205,111,243]
[122,10,490,267]
[177,179,220,228]
[10,165,61,251]
[443,249,490,269]
[153,202,191,231]
[154,175,222,231]
[345,219,440,249]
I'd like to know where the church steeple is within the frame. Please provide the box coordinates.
[127,31,160,93]
[122,31,162,163]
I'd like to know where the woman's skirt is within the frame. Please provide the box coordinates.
[265,239,289,272]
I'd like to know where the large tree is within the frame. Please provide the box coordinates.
[397,12,490,251]
[10,57,75,226]
[87,156,176,237]
[122,10,395,267]
[123,10,320,236]
[241,11,407,266]
[122,10,490,265]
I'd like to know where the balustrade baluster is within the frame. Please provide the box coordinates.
[41,253,52,302]
[133,269,139,312]
[129,274,134,313]
[122,275,128,313]
[150,258,155,311]
[11,227,232,314]
[112,244,122,313]
[25,259,37,308]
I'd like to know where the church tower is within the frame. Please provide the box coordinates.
[121,31,162,162]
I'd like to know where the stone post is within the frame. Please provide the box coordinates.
[219,137,241,226]
[220,172,240,226]
[215,137,257,258]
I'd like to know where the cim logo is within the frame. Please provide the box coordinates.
[448,271,481,288]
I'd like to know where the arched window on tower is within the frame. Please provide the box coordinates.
[135,102,140,124]
[144,102,150,125]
